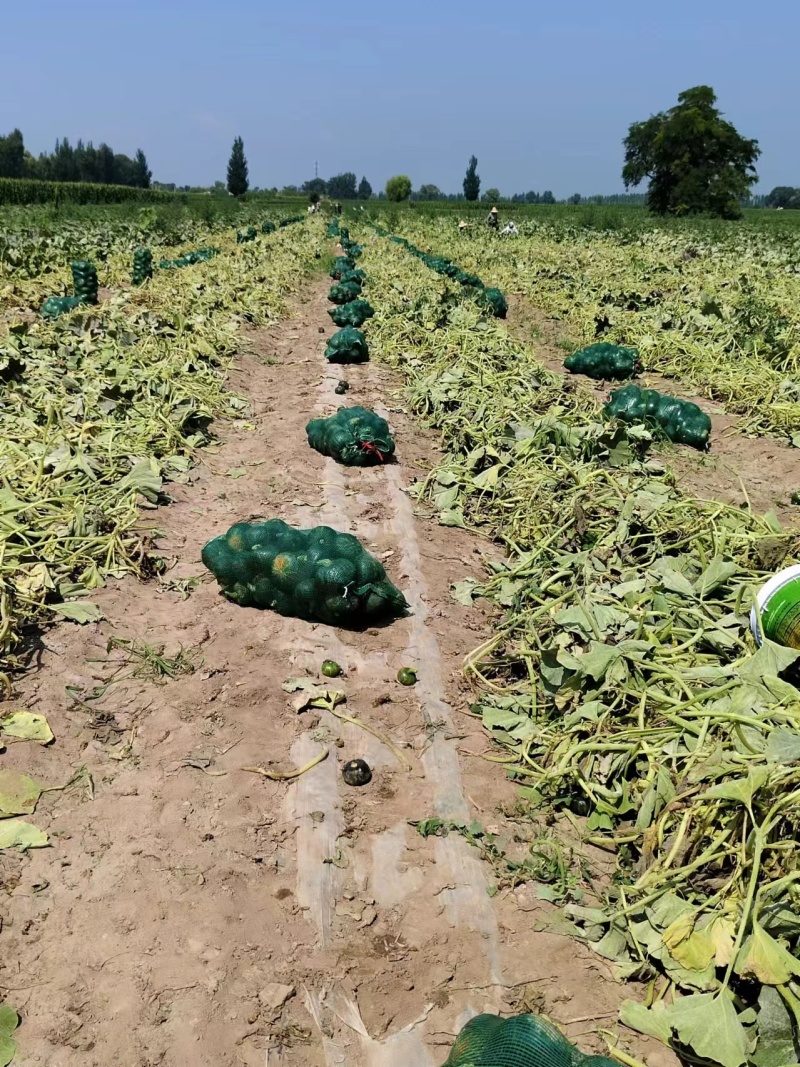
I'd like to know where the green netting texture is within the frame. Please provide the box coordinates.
[330,256,356,279]
[326,219,340,238]
[71,260,98,304]
[158,246,220,269]
[339,227,350,243]
[343,242,362,259]
[328,280,363,304]
[306,406,395,466]
[261,220,276,234]
[132,247,153,286]
[372,225,499,296]
[279,214,304,227]
[328,299,375,328]
[481,287,508,318]
[605,384,711,450]
[455,269,483,287]
[442,1014,617,1067]
[324,327,369,364]
[201,519,408,626]
[237,226,257,243]
[340,268,366,286]
[564,342,640,380]
[41,295,82,319]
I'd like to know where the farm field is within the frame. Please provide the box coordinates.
[1,205,800,1067]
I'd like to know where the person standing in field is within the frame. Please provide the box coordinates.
[486,206,499,230]
[458,219,468,235]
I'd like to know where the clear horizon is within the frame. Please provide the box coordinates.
[4,0,798,198]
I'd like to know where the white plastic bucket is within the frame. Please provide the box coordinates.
[750,564,800,648]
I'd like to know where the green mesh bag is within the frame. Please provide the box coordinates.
[41,295,82,319]
[326,219,340,238]
[159,246,220,269]
[564,342,640,381]
[328,280,362,304]
[279,214,303,227]
[339,227,350,243]
[442,1014,617,1067]
[330,256,356,279]
[340,268,366,286]
[71,260,98,305]
[237,226,257,244]
[202,519,408,626]
[306,406,394,466]
[324,327,369,363]
[343,243,362,259]
[132,247,153,286]
[605,384,711,450]
[480,287,508,318]
[261,220,276,234]
[424,255,453,274]
[328,299,375,328]
[456,270,483,287]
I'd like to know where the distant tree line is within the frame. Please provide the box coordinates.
[299,173,373,200]
[764,187,800,209]
[0,128,151,188]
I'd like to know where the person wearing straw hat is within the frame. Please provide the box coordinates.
[486,205,499,230]
[458,219,468,235]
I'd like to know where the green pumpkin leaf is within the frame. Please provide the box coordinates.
[665,993,750,1067]
[50,601,105,624]
[0,712,54,745]
[0,769,42,817]
[736,921,800,986]
[0,1005,19,1036]
[0,819,48,851]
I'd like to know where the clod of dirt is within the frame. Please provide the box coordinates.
[342,758,372,787]
[335,380,350,395]
[258,983,295,1014]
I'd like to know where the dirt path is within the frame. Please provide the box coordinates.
[1,277,673,1067]
[508,296,800,519]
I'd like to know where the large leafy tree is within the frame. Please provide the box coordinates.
[326,172,357,199]
[226,136,249,197]
[357,176,372,200]
[302,177,327,197]
[416,183,442,201]
[463,155,480,201]
[623,85,760,219]
[385,175,412,202]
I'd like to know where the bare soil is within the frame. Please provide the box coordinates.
[0,277,678,1067]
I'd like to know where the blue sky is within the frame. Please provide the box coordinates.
[3,0,798,197]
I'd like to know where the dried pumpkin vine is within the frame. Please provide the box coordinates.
[0,217,321,675]
[358,218,800,1067]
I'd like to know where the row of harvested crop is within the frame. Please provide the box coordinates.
[202,219,408,629]
[236,215,305,243]
[40,214,305,319]
[323,228,374,363]
[373,225,508,318]
[40,248,219,317]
